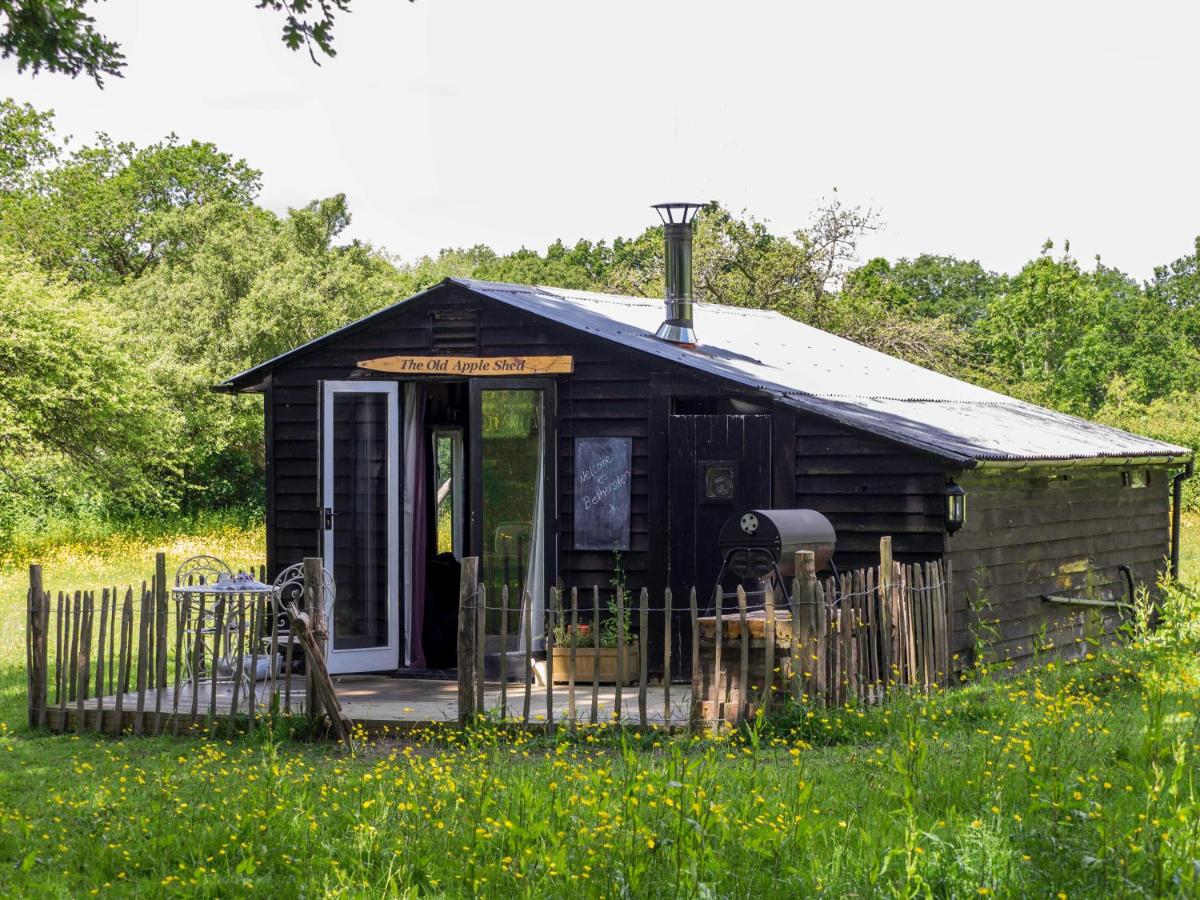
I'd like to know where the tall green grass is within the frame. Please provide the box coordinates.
[0,518,1195,896]
[0,621,1197,896]
[0,517,263,729]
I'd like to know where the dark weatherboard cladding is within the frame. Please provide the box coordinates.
[223,277,1190,672]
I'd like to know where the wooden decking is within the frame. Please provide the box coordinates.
[34,674,695,735]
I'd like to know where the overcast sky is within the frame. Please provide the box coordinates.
[3,1,1198,279]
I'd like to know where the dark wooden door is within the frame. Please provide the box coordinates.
[667,415,772,674]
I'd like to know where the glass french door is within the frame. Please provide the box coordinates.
[321,381,400,674]
[469,380,555,649]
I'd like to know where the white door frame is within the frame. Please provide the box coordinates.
[321,380,401,674]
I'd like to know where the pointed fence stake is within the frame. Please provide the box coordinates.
[662,587,673,727]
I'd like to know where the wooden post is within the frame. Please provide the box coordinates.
[568,587,578,730]
[614,587,625,723]
[115,590,133,735]
[75,593,91,734]
[246,595,262,731]
[688,587,701,729]
[789,567,805,704]
[923,563,936,688]
[902,566,912,686]
[841,573,854,704]
[544,587,555,731]
[878,538,894,689]
[27,566,45,728]
[908,563,919,685]
[34,584,49,730]
[134,586,152,734]
[67,591,80,703]
[499,585,509,719]
[926,562,939,685]
[283,601,354,747]
[815,568,829,706]
[107,586,116,696]
[736,587,749,722]
[794,551,817,704]
[712,587,723,724]
[924,561,938,687]
[302,558,325,721]
[853,570,865,702]
[229,595,247,728]
[476,584,487,718]
[207,593,224,724]
[282,588,295,714]
[925,562,937,687]
[944,561,954,684]
[456,557,479,724]
[53,591,64,710]
[638,587,649,729]
[171,593,185,736]
[662,587,673,727]
[268,579,282,713]
[94,589,109,730]
[153,554,168,734]
[188,591,204,720]
[864,567,877,700]
[763,582,776,715]
[590,586,600,725]
[829,576,840,706]
[24,574,33,724]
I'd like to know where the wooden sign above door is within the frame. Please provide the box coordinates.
[357,355,574,376]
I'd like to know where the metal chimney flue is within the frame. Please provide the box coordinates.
[653,202,703,345]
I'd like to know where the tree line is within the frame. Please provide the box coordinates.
[2,98,1198,549]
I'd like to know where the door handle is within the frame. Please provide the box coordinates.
[323,508,338,530]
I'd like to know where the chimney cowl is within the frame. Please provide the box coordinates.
[652,202,703,346]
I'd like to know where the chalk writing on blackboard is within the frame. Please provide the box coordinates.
[574,437,632,551]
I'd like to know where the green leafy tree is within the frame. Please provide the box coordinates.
[0,0,122,84]
[1149,237,1200,344]
[0,97,57,192]
[116,193,405,509]
[1,127,261,282]
[2,0,385,85]
[0,250,181,540]
[843,254,999,326]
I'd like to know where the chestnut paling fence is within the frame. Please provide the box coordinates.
[24,539,954,737]
[455,538,955,729]
[23,554,330,737]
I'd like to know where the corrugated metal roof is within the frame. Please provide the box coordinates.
[460,279,1190,465]
[220,277,1191,465]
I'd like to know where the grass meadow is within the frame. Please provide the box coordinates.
[0,519,1197,897]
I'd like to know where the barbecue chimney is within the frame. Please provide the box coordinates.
[652,202,703,345]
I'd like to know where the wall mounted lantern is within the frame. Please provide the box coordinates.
[946,481,966,534]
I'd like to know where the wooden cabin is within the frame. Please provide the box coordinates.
[220,246,1191,676]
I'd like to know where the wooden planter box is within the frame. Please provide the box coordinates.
[550,642,639,685]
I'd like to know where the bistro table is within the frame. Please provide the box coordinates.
[171,563,272,692]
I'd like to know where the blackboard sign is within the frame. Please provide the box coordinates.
[574,437,632,551]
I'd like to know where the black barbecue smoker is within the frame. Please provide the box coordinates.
[713,509,837,607]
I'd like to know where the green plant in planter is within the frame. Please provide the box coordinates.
[600,552,635,649]
[550,553,636,648]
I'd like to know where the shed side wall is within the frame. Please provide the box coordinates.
[944,466,1171,665]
